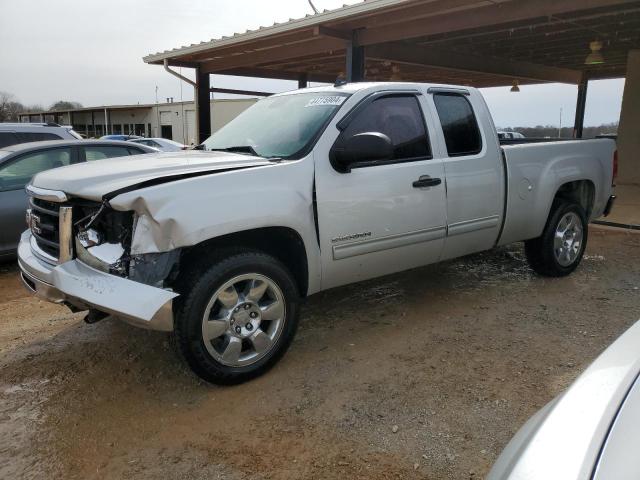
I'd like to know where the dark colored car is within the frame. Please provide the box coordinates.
[0,122,83,147]
[0,140,157,259]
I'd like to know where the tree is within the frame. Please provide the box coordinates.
[0,91,25,122]
[49,100,83,111]
[26,104,44,113]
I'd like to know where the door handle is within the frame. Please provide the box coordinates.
[412,176,442,188]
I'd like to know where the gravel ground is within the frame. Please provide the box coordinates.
[1,227,639,480]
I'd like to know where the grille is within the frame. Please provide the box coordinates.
[29,197,61,258]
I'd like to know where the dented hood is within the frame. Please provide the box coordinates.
[30,150,273,201]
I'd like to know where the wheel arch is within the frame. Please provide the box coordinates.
[175,226,310,298]
[552,179,595,218]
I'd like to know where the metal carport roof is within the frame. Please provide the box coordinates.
[143,0,640,142]
[144,0,640,86]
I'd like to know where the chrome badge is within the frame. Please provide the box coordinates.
[29,212,42,235]
[331,231,372,244]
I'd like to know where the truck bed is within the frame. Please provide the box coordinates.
[497,138,616,246]
[499,134,617,146]
[500,137,579,146]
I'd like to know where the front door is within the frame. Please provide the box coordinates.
[315,92,447,290]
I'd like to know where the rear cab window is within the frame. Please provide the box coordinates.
[432,93,482,157]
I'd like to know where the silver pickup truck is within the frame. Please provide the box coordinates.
[18,82,616,384]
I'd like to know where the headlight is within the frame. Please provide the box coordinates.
[75,230,125,274]
[77,228,102,248]
[74,205,134,276]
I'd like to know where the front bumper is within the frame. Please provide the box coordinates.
[18,230,177,331]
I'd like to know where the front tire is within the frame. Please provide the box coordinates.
[524,200,588,277]
[174,251,300,384]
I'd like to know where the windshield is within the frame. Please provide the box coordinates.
[202,92,349,159]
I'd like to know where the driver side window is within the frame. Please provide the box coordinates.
[342,95,431,161]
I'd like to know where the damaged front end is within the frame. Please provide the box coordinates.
[19,191,179,332]
[73,200,180,289]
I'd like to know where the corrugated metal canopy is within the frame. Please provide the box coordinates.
[144,0,640,87]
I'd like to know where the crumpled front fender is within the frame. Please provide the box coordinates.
[107,158,322,295]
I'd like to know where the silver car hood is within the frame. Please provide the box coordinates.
[30,150,273,202]
[488,319,640,480]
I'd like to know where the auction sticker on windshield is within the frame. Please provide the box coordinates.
[305,96,346,107]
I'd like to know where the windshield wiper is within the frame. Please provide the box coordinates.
[209,145,260,156]
[207,145,284,162]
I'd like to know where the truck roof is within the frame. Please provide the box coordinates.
[274,81,479,96]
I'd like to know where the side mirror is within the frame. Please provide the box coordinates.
[330,132,393,173]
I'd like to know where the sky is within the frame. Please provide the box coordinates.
[0,0,625,127]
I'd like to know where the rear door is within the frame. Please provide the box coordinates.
[427,90,505,260]
[315,91,447,289]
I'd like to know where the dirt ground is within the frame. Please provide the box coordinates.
[1,227,639,480]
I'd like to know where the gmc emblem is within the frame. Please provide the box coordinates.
[30,213,42,235]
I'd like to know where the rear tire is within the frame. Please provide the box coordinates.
[524,200,588,277]
[174,250,300,385]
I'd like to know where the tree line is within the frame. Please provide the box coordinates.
[0,91,82,122]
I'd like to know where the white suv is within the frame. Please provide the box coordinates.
[0,123,82,148]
